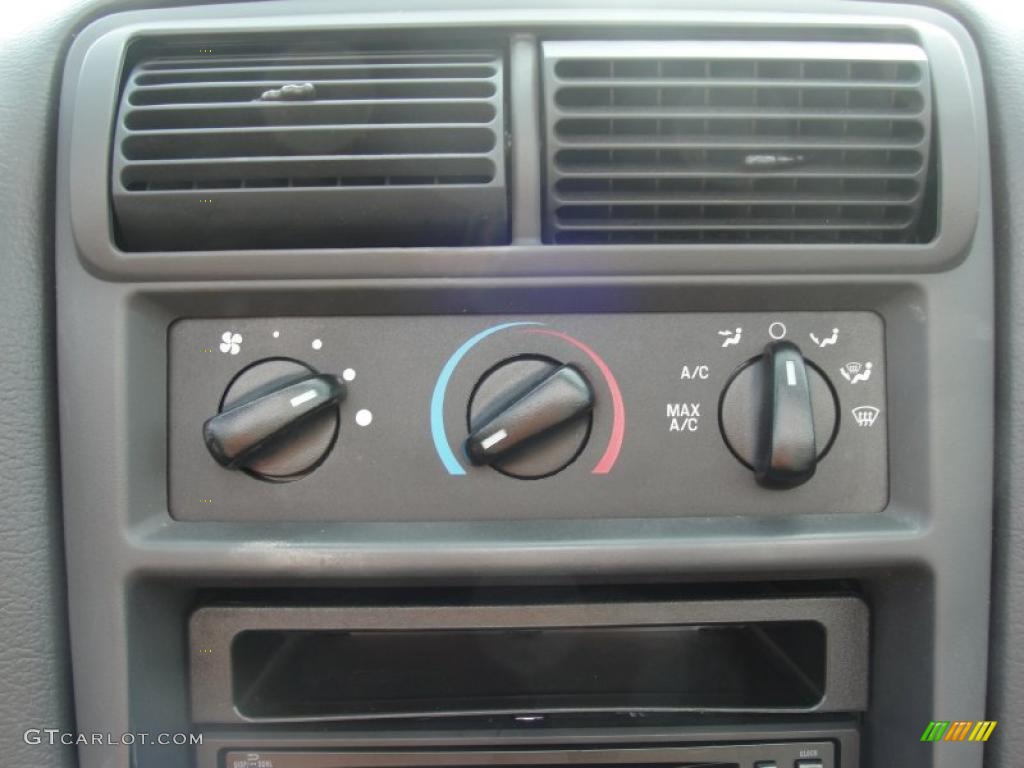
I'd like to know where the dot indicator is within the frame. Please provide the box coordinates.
[272,330,280,338]
[342,368,356,382]
[355,409,373,427]
[311,338,323,350]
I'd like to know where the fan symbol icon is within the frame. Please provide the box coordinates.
[219,331,243,355]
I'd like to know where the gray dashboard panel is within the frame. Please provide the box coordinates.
[49,3,994,768]
[57,276,991,768]
[928,2,1024,765]
[8,0,1024,765]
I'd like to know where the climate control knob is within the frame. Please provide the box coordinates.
[203,358,346,482]
[466,356,594,479]
[719,341,839,489]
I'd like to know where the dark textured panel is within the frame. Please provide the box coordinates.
[167,313,888,521]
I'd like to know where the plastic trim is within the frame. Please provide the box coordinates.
[59,0,985,280]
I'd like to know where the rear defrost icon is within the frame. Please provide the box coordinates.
[852,406,880,427]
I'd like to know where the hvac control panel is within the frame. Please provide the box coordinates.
[168,313,887,521]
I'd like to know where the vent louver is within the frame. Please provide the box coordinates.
[112,50,506,250]
[543,41,933,245]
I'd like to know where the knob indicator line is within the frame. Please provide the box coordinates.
[289,389,318,408]
[480,429,508,450]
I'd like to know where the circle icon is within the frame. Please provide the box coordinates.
[768,322,787,340]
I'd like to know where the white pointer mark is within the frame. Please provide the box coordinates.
[481,429,509,450]
[785,360,798,387]
[290,389,317,408]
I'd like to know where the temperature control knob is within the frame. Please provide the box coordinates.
[719,341,838,489]
[466,356,594,479]
[203,358,346,482]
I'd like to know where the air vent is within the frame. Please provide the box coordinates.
[543,41,932,245]
[112,50,506,250]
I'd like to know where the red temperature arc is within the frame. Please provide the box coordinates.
[521,328,625,475]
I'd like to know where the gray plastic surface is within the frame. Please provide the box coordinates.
[53,2,993,768]
[940,2,1024,765]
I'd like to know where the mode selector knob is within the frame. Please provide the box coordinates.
[466,356,595,479]
[203,358,346,482]
[719,341,839,489]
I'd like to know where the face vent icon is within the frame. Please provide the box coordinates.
[852,406,880,427]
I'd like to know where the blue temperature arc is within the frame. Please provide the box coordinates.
[430,321,542,475]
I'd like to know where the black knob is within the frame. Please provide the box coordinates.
[203,358,346,482]
[719,341,839,489]
[466,355,594,479]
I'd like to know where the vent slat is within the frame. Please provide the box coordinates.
[553,165,924,179]
[136,59,497,80]
[544,40,933,245]
[140,52,496,67]
[123,153,495,170]
[127,97,496,112]
[554,107,925,120]
[113,49,507,250]
[554,77,924,90]
[128,80,497,106]
[553,193,918,206]
[124,102,497,130]
[121,125,497,161]
[132,77,496,89]
[131,74,497,90]
[552,135,926,151]
[556,219,913,232]
[121,154,496,189]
